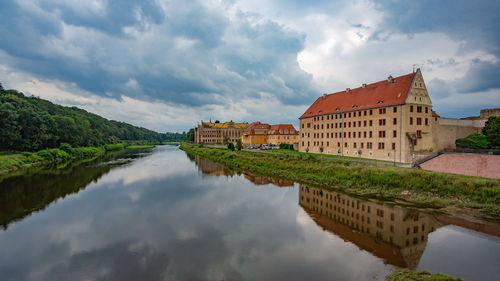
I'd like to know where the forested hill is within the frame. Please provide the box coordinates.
[0,88,176,151]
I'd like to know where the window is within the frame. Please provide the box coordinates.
[393,118,397,125]
[348,122,351,128]
[363,131,367,138]
[425,107,429,114]
[353,112,356,117]
[417,130,422,138]
[369,120,373,126]
[348,132,351,138]
[379,131,386,138]
[367,142,372,149]
[345,142,348,147]
[364,111,367,116]
[337,142,340,147]
[379,119,386,126]
[321,124,324,129]
[379,108,386,114]
[361,142,364,148]
[417,106,422,113]
[358,121,361,127]
[417,117,422,125]
[353,142,357,148]
[353,122,356,128]
[358,132,361,138]
[393,107,397,113]
[369,131,373,138]
[425,118,428,126]
[410,117,413,125]
[364,120,367,127]
[392,143,396,150]
[410,105,414,112]
[378,142,385,149]
[302,124,304,128]
[393,130,397,137]
[369,110,373,115]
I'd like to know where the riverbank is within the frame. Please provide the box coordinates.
[385,269,465,281]
[0,143,154,176]
[181,144,500,219]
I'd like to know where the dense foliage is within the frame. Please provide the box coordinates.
[482,116,500,148]
[455,133,489,149]
[0,88,174,151]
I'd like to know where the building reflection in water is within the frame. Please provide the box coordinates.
[194,156,293,187]
[299,184,440,269]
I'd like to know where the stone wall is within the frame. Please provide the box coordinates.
[433,118,485,151]
[420,153,500,179]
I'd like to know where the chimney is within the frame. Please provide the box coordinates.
[345,88,351,93]
[323,93,327,99]
[362,83,367,88]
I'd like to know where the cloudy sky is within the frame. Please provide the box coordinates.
[1,0,499,132]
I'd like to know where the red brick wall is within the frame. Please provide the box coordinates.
[420,153,500,179]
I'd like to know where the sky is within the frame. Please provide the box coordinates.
[1,0,499,133]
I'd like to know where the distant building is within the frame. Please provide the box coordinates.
[241,121,271,147]
[194,120,248,144]
[299,69,434,162]
[241,122,299,147]
[267,124,299,146]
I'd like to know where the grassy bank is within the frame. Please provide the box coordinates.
[0,143,155,175]
[181,144,500,218]
[385,269,465,281]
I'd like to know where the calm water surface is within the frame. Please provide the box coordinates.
[0,145,499,281]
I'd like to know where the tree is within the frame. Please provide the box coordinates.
[186,128,195,142]
[456,134,489,149]
[0,82,3,91]
[223,135,230,145]
[236,139,242,151]
[227,142,235,151]
[482,116,500,148]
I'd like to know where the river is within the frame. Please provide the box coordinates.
[0,145,499,281]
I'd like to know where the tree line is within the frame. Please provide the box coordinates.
[0,87,185,151]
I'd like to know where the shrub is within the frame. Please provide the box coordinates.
[236,139,243,151]
[59,143,73,154]
[56,150,70,162]
[456,134,489,149]
[279,143,294,150]
[227,142,235,151]
[105,143,125,151]
[36,149,58,161]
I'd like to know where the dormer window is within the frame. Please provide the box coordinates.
[377,100,384,104]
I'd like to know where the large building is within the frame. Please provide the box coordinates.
[241,121,271,147]
[194,121,248,144]
[267,124,299,146]
[299,69,434,163]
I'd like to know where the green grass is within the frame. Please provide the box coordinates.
[386,269,465,281]
[181,144,500,218]
[0,145,108,175]
[126,145,154,149]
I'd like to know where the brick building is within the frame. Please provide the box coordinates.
[299,69,434,163]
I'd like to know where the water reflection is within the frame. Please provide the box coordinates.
[0,149,151,230]
[299,185,439,268]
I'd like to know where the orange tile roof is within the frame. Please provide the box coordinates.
[269,124,298,135]
[246,121,270,130]
[432,111,440,118]
[300,71,417,119]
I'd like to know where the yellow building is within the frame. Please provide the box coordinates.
[267,124,299,146]
[241,121,270,146]
[299,69,434,163]
[195,120,247,144]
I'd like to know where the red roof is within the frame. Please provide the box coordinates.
[246,121,270,130]
[432,111,440,118]
[300,71,417,119]
[269,124,298,135]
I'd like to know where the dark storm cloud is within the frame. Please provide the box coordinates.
[0,0,318,107]
[373,0,500,95]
